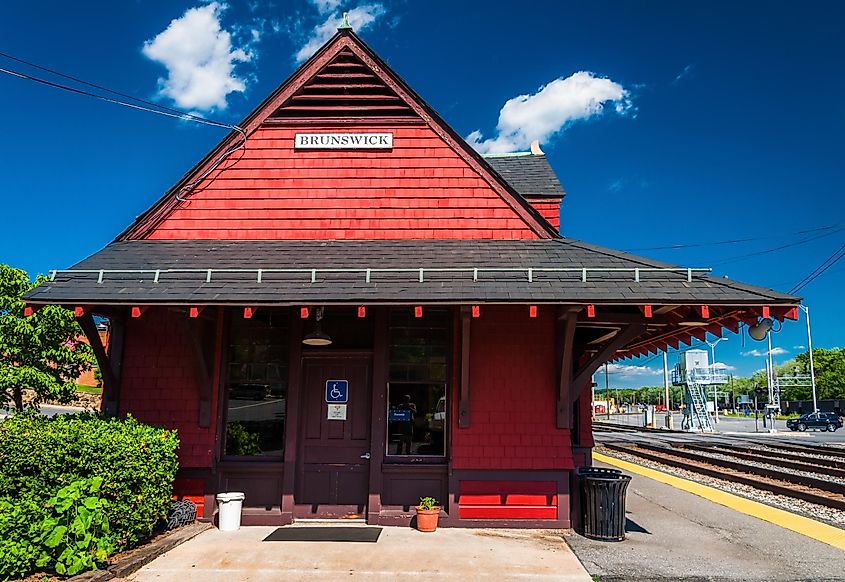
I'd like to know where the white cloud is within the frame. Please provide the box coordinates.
[467,71,632,154]
[742,347,789,357]
[143,2,252,111]
[672,64,694,84]
[295,4,385,63]
[608,179,625,193]
[605,363,662,378]
[712,362,736,371]
[311,0,343,14]
[793,345,807,350]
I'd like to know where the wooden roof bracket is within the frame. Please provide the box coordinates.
[570,323,646,409]
[557,307,580,429]
[78,310,125,417]
[177,314,217,428]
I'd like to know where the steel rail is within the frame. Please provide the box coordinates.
[48,266,712,284]
[697,442,845,471]
[604,443,845,512]
[756,441,845,460]
[679,443,845,478]
[632,442,845,496]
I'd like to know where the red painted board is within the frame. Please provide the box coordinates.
[459,480,556,495]
[458,505,557,520]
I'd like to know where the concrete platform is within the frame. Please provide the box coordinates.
[128,523,591,581]
[565,460,845,581]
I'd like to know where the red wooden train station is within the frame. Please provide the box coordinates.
[27,26,799,528]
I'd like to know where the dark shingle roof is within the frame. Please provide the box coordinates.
[484,154,565,199]
[25,239,797,306]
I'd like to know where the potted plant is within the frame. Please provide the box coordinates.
[415,496,441,532]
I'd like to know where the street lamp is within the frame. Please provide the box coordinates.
[705,337,729,423]
[798,304,818,413]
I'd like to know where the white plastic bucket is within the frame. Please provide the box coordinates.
[216,492,245,531]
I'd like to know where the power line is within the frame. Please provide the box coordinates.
[789,242,845,294]
[0,55,238,132]
[0,50,227,128]
[0,52,248,202]
[624,222,845,252]
[703,226,845,267]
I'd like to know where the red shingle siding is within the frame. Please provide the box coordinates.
[526,199,561,231]
[451,305,573,470]
[143,125,540,240]
[118,308,217,468]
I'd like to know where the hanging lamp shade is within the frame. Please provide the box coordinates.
[303,307,332,346]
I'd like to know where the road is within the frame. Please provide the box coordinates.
[0,404,90,419]
[600,412,845,445]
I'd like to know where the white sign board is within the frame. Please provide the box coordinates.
[327,404,347,421]
[294,133,393,149]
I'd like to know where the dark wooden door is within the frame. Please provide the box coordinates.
[295,355,372,518]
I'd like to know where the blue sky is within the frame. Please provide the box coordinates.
[1,1,842,386]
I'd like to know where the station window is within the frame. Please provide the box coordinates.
[386,308,450,458]
[224,309,290,458]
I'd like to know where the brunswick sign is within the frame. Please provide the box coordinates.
[294,132,394,149]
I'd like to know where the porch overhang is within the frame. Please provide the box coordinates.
[25,238,800,360]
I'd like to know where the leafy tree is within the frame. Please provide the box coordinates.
[0,265,94,410]
[794,348,845,400]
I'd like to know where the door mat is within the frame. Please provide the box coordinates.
[263,527,382,543]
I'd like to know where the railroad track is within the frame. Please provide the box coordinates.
[678,442,845,476]
[603,441,845,512]
[593,421,662,433]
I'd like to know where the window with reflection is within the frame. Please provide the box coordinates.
[386,308,450,457]
[224,309,289,458]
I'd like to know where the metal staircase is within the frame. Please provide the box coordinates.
[671,357,726,433]
[686,382,714,432]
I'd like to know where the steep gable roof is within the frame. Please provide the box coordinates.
[484,154,565,199]
[121,29,558,240]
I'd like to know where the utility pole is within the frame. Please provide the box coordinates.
[767,332,777,430]
[605,363,611,420]
[798,305,818,413]
[705,337,728,423]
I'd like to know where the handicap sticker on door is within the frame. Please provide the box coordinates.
[325,380,348,403]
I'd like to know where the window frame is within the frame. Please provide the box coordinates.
[383,307,452,465]
[384,381,448,462]
[219,307,291,462]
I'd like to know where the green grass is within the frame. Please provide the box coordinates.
[74,384,102,395]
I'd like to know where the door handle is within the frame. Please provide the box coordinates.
[360,452,371,460]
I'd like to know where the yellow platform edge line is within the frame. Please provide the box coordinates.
[592,451,845,552]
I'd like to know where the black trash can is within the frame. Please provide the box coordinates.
[579,471,631,542]
[578,467,622,478]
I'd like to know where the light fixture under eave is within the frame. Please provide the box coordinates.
[303,307,333,346]
[677,321,709,327]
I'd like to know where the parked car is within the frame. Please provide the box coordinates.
[786,412,843,432]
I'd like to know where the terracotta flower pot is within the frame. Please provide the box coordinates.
[415,507,441,532]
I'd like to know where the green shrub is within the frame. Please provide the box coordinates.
[35,476,114,576]
[0,494,42,578]
[0,411,179,578]
[225,422,261,456]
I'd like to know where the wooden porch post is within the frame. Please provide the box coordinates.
[280,310,303,524]
[458,306,471,428]
[367,307,388,524]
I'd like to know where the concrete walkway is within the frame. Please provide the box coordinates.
[129,523,591,581]
[565,461,845,581]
